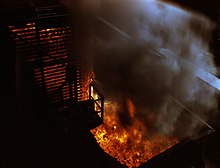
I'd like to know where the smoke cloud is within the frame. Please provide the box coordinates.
[64,0,219,139]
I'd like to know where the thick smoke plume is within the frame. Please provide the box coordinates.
[63,0,219,139]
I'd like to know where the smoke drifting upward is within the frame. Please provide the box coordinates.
[64,0,219,139]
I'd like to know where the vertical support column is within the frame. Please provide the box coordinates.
[101,96,104,123]
[71,22,82,102]
[35,22,46,95]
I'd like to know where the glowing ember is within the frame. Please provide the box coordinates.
[91,100,179,168]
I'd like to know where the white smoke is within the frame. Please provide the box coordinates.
[63,0,219,139]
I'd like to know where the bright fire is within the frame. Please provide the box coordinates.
[91,99,179,168]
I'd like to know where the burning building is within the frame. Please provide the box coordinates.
[2,0,220,168]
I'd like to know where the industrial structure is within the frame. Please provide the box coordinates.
[2,0,220,168]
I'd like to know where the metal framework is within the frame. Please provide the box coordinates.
[89,83,104,122]
[8,15,82,111]
[4,1,104,129]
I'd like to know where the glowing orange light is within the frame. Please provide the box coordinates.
[91,100,179,168]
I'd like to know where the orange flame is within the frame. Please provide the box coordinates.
[81,71,179,167]
[82,71,95,100]
[91,100,179,168]
[126,98,135,118]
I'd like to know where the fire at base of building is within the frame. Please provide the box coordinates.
[91,100,179,168]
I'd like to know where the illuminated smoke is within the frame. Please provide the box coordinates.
[63,0,219,139]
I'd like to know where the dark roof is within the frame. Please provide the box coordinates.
[0,0,65,19]
[164,0,220,21]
